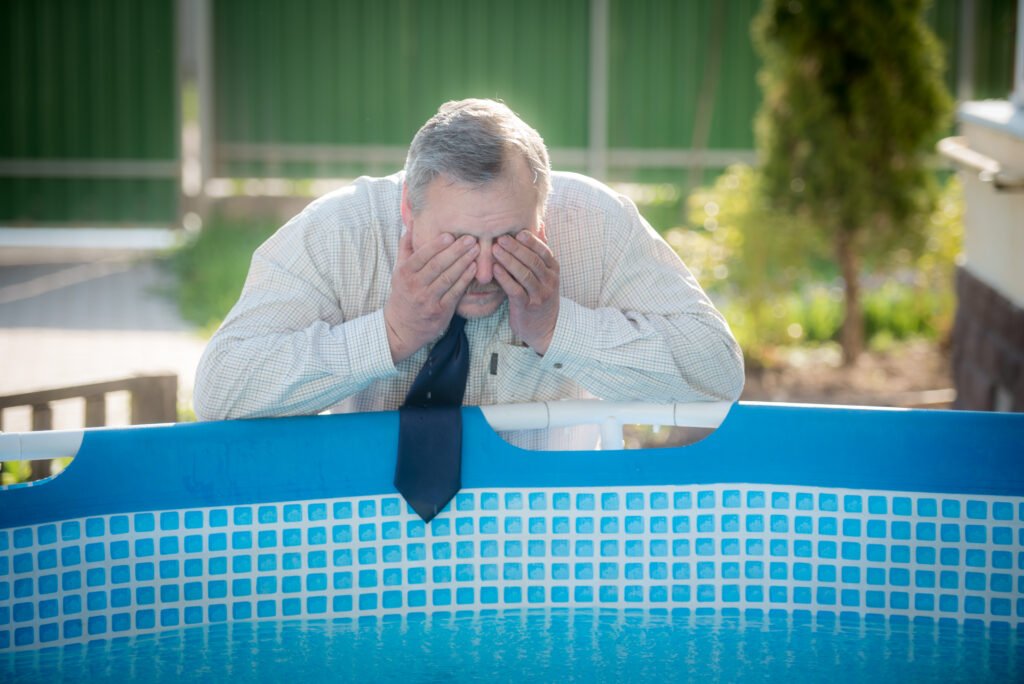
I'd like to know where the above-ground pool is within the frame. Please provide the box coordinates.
[1,402,1022,681]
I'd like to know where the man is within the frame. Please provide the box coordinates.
[194,99,744,449]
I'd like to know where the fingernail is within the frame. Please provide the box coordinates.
[461,235,476,246]
[517,231,530,242]
[441,233,455,245]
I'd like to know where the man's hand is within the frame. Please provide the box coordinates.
[493,228,560,355]
[384,231,478,363]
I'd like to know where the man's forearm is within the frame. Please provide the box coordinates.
[536,298,745,403]
[193,311,398,420]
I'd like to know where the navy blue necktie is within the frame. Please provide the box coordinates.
[395,315,469,522]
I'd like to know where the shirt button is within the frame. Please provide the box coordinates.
[553,363,563,369]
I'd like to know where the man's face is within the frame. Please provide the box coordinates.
[403,164,543,319]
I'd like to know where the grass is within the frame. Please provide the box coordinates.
[171,216,278,335]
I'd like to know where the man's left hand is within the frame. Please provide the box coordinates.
[493,229,560,355]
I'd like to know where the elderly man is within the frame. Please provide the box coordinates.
[194,99,744,451]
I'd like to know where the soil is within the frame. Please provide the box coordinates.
[740,339,954,408]
[625,338,954,449]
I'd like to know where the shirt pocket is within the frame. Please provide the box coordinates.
[493,343,577,404]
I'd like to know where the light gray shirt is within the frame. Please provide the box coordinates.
[194,171,744,449]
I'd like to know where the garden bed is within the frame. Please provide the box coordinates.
[740,339,953,408]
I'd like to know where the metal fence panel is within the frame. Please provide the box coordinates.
[608,0,761,151]
[2,0,1015,226]
[213,0,591,178]
[0,0,179,225]
[212,0,1016,183]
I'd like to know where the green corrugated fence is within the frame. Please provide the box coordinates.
[211,0,591,178]
[210,0,1018,183]
[0,0,178,225]
[0,0,1018,225]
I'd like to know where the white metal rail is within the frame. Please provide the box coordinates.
[480,400,732,450]
[0,401,733,461]
[938,135,1024,190]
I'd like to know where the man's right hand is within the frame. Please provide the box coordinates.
[384,231,479,364]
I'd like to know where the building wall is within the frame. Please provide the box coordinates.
[953,267,1024,411]
[951,103,1024,412]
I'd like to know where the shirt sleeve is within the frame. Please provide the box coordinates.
[538,189,745,403]
[192,193,400,421]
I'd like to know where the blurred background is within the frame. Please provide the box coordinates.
[1,0,1022,477]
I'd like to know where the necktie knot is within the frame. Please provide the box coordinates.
[403,315,469,408]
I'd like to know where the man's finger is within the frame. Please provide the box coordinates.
[493,262,527,302]
[404,232,457,272]
[497,234,551,276]
[428,244,480,297]
[411,234,477,282]
[439,262,478,309]
[517,230,558,269]
[494,240,545,294]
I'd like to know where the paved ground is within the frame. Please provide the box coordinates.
[0,235,208,432]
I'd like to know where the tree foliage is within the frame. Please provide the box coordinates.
[673,166,962,366]
[752,0,953,361]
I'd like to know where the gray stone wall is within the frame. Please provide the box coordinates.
[952,266,1024,412]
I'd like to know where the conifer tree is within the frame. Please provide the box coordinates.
[752,0,952,362]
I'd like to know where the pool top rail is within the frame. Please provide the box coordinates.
[2,401,1023,530]
[0,399,734,461]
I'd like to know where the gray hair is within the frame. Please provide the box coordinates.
[404,99,551,215]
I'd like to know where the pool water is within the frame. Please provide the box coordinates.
[3,609,1021,683]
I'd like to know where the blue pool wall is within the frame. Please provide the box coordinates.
[1,403,1023,650]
